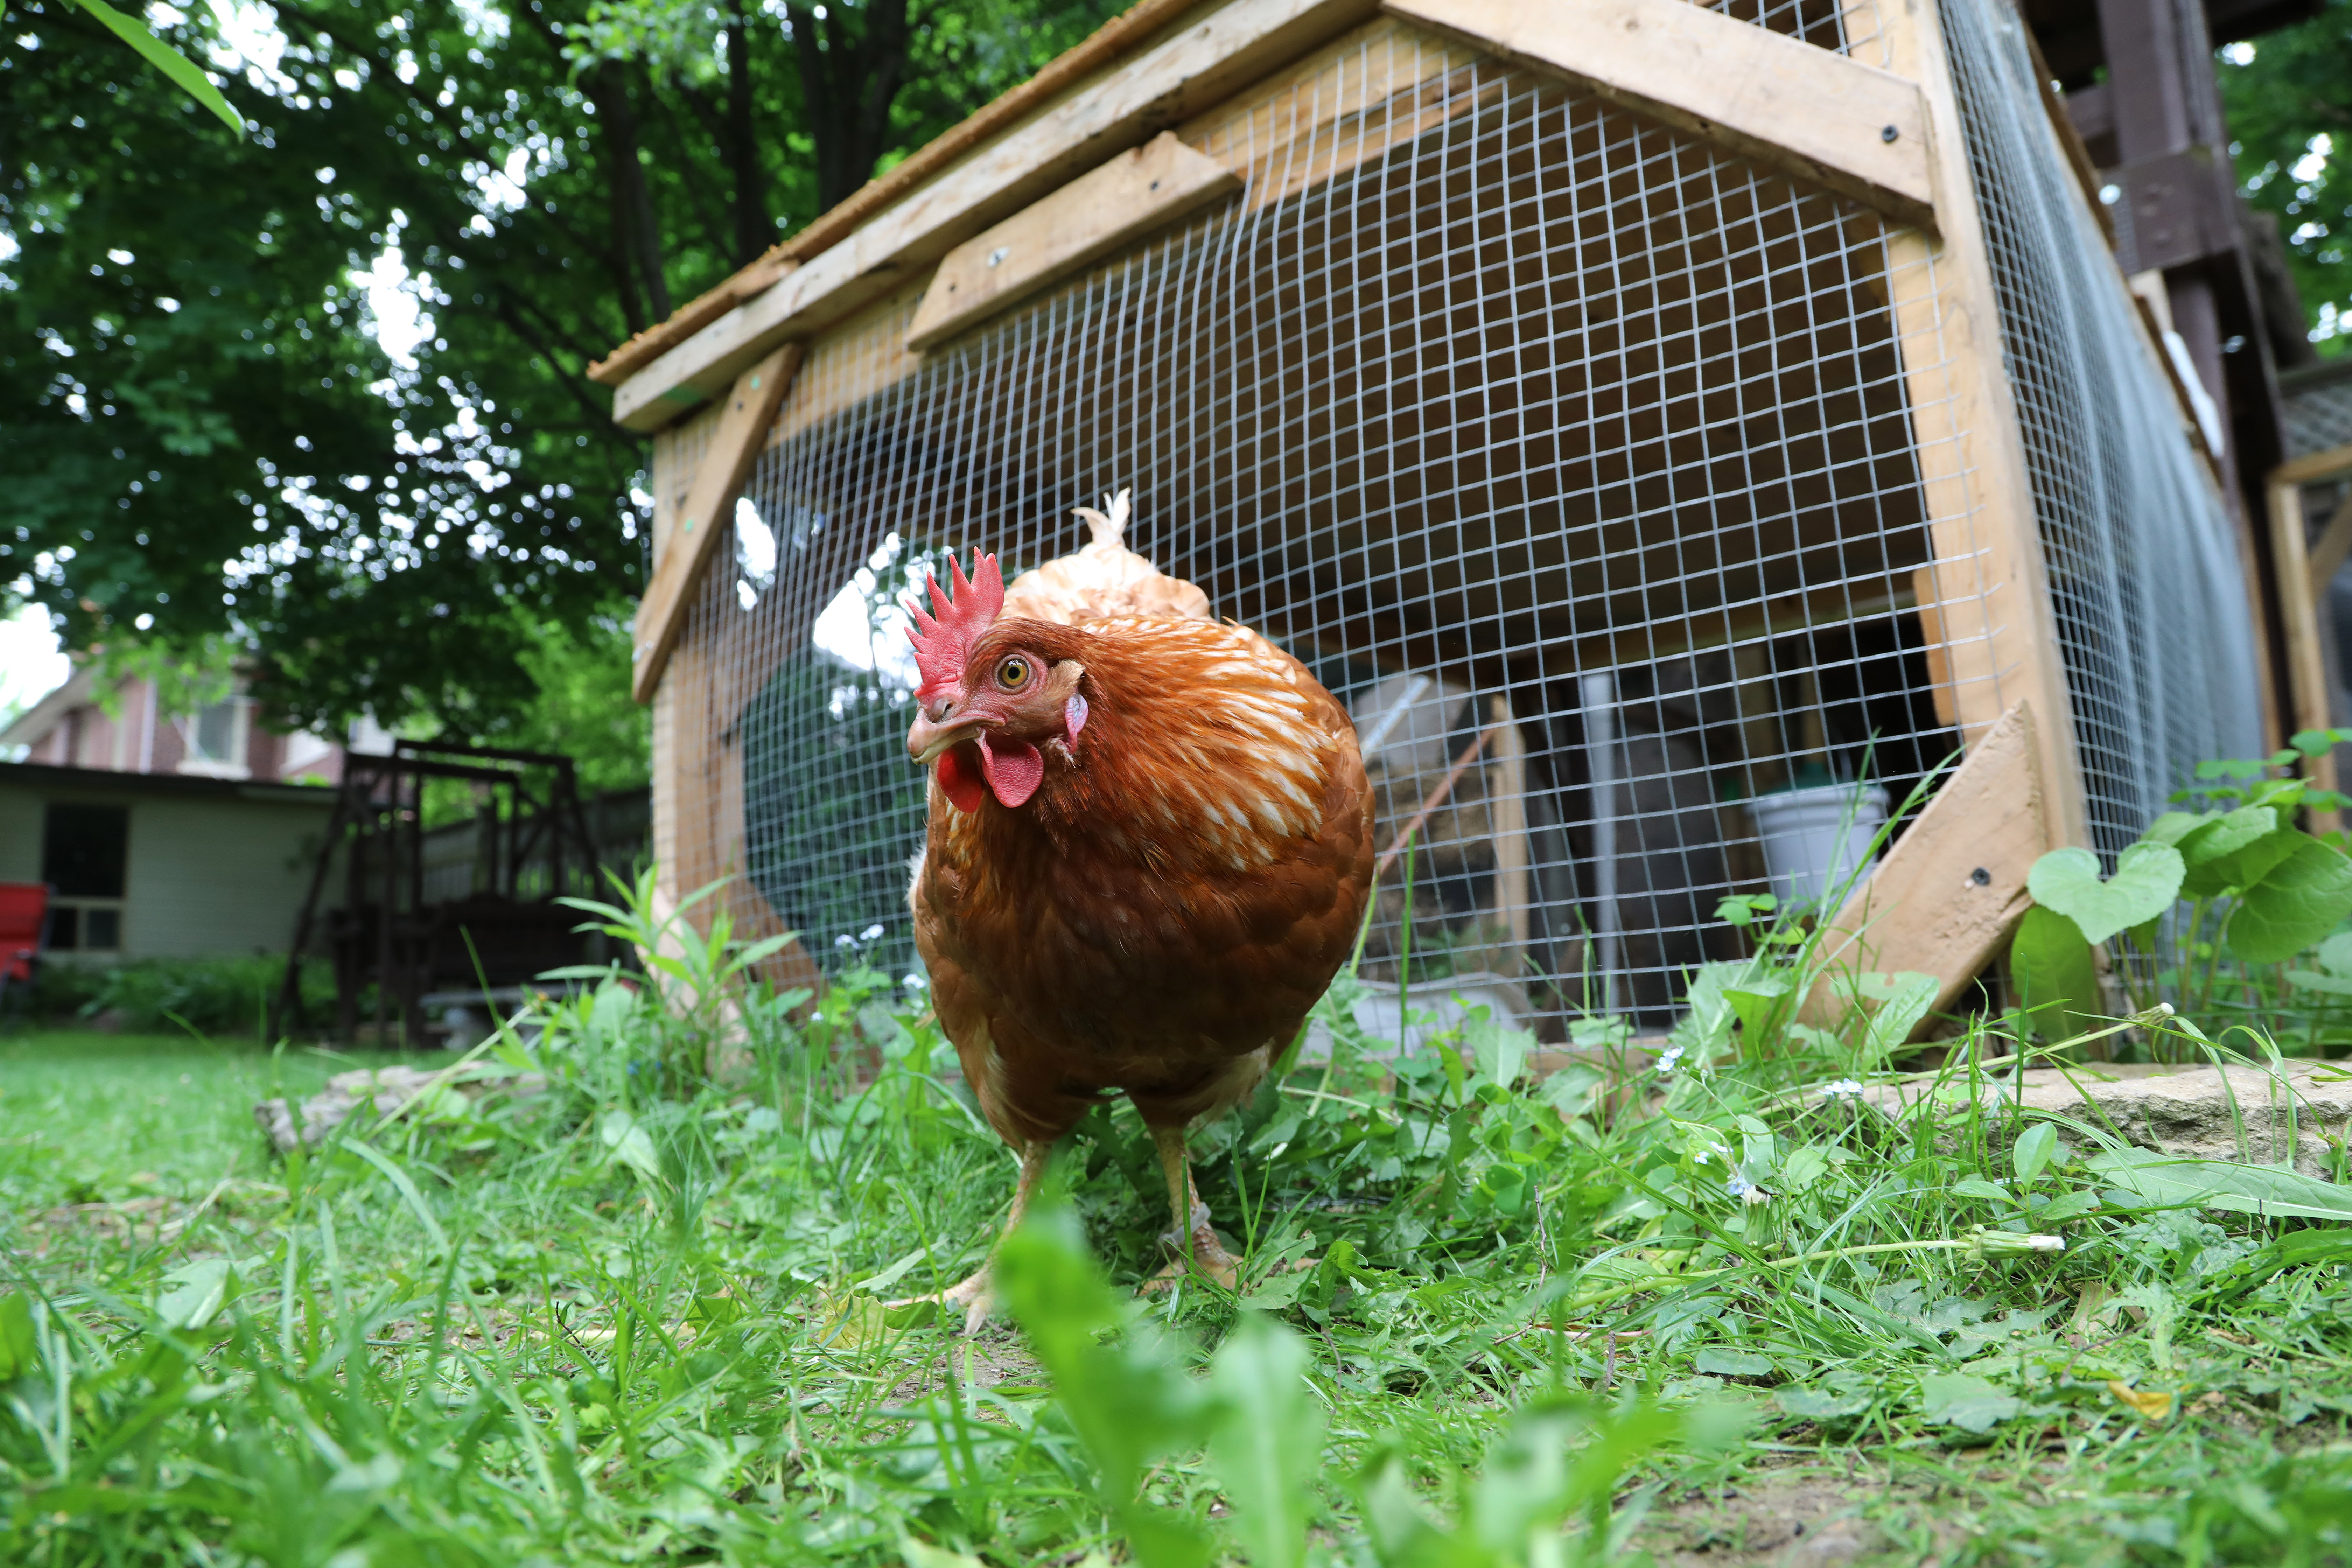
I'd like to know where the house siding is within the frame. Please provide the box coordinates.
[0,768,336,960]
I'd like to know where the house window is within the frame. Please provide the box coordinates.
[178,695,251,778]
[42,802,128,953]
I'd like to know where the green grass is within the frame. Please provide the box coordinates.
[4,947,2352,1566]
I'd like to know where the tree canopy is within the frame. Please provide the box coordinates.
[0,0,1115,740]
[2221,0,2352,355]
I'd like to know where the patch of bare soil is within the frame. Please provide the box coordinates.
[1642,1463,1901,1567]
[885,1326,1048,1404]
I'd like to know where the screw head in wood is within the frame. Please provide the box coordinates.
[1881,124,1900,142]
[1971,867,1991,886]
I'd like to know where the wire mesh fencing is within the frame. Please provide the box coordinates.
[648,5,2235,1040]
[1940,0,2266,860]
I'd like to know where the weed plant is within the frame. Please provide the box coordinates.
[2,870,2351,1564]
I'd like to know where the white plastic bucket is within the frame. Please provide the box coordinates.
[1750,782,1889,908]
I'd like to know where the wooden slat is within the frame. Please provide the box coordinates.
[1379,0,1938,231]
[2275,443,2352,488]
[2305,488,2352,596]
[587,0,1216,388]
[1802,701,2048,1028]
[2267,473,2342,825]
[610,0,1381,431]
[907,132,1241,352]
[1876,0,2090,851]
[631,344,802,703]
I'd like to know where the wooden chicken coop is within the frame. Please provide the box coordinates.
[595,0,2269,1034]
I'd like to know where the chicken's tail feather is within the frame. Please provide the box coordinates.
[1072,488,1132,548]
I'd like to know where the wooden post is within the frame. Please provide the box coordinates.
[2268,467,2345,832]
[1874,0,2089,849]
[1487,696,1530,969]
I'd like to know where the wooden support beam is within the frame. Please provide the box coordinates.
[908,132,1240,352]
[1803,702,2048,1029]
[1877,0,2091,852]
[2275,442,2352,489]
[631,344,802,704]
[610,0,1380,431]
[2304,488,2352,597]
[1379,0,1938,231]
[2266,471,2342,822]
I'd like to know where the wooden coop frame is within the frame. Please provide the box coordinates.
[598,0,2266,1033]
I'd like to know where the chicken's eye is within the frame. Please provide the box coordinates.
[996,656,1030,690]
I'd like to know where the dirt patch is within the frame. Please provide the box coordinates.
[886,1327,1048,1403]
[1642,1464,1897,1566]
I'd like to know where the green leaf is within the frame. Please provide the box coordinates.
[2142,810,2216,847]
[2028,843,2184,945]
[1919,1373,2022,1433]
[64,0,245,138]
[1463,1013,1533,1091]
[1207,1315,1326,1568]
[2009,904,2101,1042]
[2282,968,2352,996]
[1724,977,1791,1043]
[157,1258,235,1331]
[2319,932,2352,976]
[1777,1144,1832,1193]
[996,1208,1213,1567]
[1776,1385,1871,1420]
[2230,835,2352,962]
[1694,1346,1776,1377]
[1856,971,1939,1064]
[2181,806,2297,898]
[0,1294,38,1381]
[2013,1123,2059,1186]
[1952,1176,2014,1203]
[2088,1148,2352,1222]
[597,1110,667,1190]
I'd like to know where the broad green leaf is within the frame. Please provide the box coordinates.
[1724,978,1791,1043]
[158,1258,235,1331]
[2013,1123,2059,1186]
[0,1294,37,1381]
[1857,971,1938,1064]
[2282,968,2352,996]
[1208,1315,1326,1568]
[1463,1014,1533,1090]
[1952,1177,2014,1203]
[1777,1144,1832,1193]
[2181,806,2298,898]
[2009,905,2100,1042]
[2028,843,2184,945]
[2229,835,2352,962]
[2318,932,2352,976]
[597,1110,667,1189]
[1919,1373,2021,1433]
[2142,810,2215,847]
[1776,1385,1871,1420]
[2088,1149,2352,1222]
[65,0,246,138]
[1694,1346,1775,1377]
[997,1208,1213,1568]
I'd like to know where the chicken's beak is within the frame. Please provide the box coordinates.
[908,709,983,765]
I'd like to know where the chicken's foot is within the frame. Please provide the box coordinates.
[887,1136,1052,1335]
[1142,1125,1242,1292]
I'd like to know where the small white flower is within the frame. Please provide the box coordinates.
[1692,1147,1711,1165]
[1657,1043,1687,1078]
[1820,1078,1865,1100]
[834,933,856,949]
[861,923,886,941]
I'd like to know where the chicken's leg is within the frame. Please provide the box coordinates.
[1145,1125,1242,1291]
[889,1137,1052,1335]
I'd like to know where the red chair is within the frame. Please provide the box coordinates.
[0,883,50,1011]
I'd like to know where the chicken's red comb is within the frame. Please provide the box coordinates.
[905,548,1004,702]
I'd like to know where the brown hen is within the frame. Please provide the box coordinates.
[898,492,1372,1330]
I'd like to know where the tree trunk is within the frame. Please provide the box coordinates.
[724,0,771,266]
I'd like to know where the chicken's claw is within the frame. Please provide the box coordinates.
[886,1269,997,1337]
[1141,1199,1243,1294]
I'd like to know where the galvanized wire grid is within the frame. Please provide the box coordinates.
[1941,0,2266,858]
[663,16,1995,1036]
